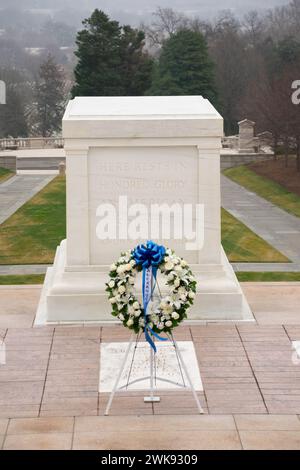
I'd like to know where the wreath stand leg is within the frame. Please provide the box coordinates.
[104,333,135,416]
[104,333,204,416]
[144,341,161,403]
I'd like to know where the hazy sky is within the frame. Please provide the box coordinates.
[0,0,291,17]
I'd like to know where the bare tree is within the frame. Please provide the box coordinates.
[243,10,265,48]
[141,7,189,50]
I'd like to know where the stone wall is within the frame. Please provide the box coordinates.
[0,155,16,171]
[220,152,273,170]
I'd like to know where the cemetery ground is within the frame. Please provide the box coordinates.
[1,288,300,449]
[0,168,14,184]
[0,173,289,266]
[223,158,300,219]
[0,166,300,449]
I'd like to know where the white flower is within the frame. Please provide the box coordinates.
[165,261,174,271]
[165,320,172,327]
[129,276,135,284]
[174,278,180,288]
[127,318,134,327]
[181,260,187,267]
[180,294,187,301]
[158,323,164,330]
[124,263,132,272]
[128,306,135,315]
[108,280,115,288]
[188,291,195,299]
[118,313,125,321]
[167,273,175,281]
[171,312,180,320]
[163,304,173,314]
[174,301,181,309]
[118,285,126,294]
[130,259,136,267]
[139,318,145,327]
[174,265,182,272]
[178,286,187,294]
[117,265,125,275]
[109,297,116,304]
[110,263,117,271]
[133,301,140,309]
[134,310,141,317]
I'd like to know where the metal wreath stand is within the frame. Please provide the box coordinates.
[105,278,204,415]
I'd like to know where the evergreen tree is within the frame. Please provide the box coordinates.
[0,68,28,138]
[34,54,66,137]
[71,9,153,97]
[148,29,217,103]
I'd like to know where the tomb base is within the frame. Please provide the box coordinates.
[35,239,254,325]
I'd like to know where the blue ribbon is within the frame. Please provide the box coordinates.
[133,240,168,352]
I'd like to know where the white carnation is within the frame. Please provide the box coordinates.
[117,265,125,274]
[128,306,135,315]
[165,261,174,271]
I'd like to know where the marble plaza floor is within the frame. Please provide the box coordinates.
[0,283,300,450]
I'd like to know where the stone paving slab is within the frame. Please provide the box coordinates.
[0,265,51,275]
[0,285,299,449]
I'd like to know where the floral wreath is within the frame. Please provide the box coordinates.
[106,241,196,350]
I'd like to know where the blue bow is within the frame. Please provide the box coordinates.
[133,240,168,352]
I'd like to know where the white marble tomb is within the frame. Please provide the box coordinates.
[35,96,253,324]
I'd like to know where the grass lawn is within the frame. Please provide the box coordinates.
[0,167,14,183]
[221,208,288,262]
[0,274,45,285]
[0,175,66,264]
[236,272,300,282]
[0,175,288,264]
[0,272,299,284]
[223,165,300,218]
